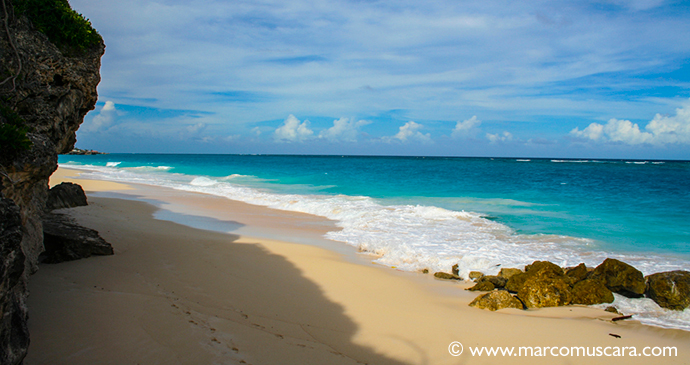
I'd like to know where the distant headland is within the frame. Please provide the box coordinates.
[64,148,108,155]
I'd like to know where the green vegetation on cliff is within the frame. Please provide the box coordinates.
[0,102,31,165]
[12,0,101,56]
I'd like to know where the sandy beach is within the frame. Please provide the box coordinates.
[24,168,690,364]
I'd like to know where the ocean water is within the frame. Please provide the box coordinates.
[58,154,690,330]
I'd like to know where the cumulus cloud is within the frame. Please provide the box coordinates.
[274,114,314,142]
[83,101,117,132]
[319,117,371,142]
[486,131,513,143]
[451,115,481,138]
[384,121,432,143]
[186,122,207,134]
[570,103,690,146]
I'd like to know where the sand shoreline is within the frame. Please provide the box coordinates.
[24,168,690,364]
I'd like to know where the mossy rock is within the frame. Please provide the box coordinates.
[498,268,522,280]
[433,272,461,281]
[469,271,484,281]
[566,263,589,284]
[466,281,495,291]
[571,278,614,305]
[645,271,690,310]
[469,290,524,311]
[517,272,572,308]
[477,275,507,289]
[525,261,564,275]
[590,258,645,298]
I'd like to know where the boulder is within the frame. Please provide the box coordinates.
[525,261,564,275]
[645,271,690,310]
[46,182,88,210]
[565,263,589,284]
[518,272,572,308]
[466,281,495,291]
[498,268,522,280]
[477,275,508,289]
[571,279,614,305]
[469,290,524,311]
[590,258,645,298]
[506,261,561,293]
[469,271,484,281]
[41,212,113,263]
[433,272,461,281]
[505,272,529,293]
[452,264,459,276]
[510,260,572,308]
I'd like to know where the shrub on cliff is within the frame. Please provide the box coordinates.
[0,103,31,165]
[12,0,102,56]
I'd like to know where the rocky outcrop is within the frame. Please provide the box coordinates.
[645,271,690,310]
[0,2,104,363]
[64,147,106,155]
[469,290,524,311]
[45,182,87,210]
[590,258,645,298]
[41,212,113,263]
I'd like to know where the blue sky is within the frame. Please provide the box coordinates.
[71,0,690,159]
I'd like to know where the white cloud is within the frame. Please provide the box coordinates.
[452,115,481,138]
[273,114,314,142]
[83,101,117,132]
[486,131,513,143]
[319,117,371,142]
[186,122,207,134]
[570,102,690,145]
[384,121,432,144]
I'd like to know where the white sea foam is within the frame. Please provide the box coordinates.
[106,162,121,167]
[124,165,174,171]
[594,294,690,332]
[551,159,591,163]
[59,162,690,331]
[190,177,218,186]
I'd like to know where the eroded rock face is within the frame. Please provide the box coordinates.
[469,290,524,311]
[0,7,104,364]
[590,258,645,298]
[645,271,690,310]
[0,198,29,364]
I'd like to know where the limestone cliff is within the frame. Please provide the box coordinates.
[0,1,104,363]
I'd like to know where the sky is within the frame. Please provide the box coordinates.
[70,0,690,159]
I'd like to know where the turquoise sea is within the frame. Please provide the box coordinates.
[59,154,690,330]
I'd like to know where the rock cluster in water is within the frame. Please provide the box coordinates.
[433,258,690,312]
